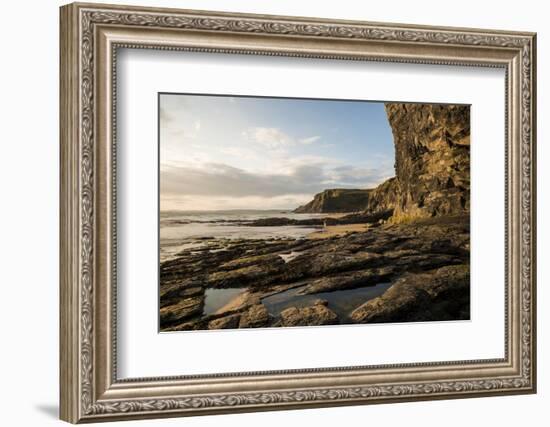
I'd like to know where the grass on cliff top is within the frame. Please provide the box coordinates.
[386,213,425,225]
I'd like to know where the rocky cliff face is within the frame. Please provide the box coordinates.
[294,103,470,219]
[384,103,470,218]
[363,177,400,215]
[294,189,372,213]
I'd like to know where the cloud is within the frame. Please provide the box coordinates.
[242,127,293,149]
[219,146,258,160]
[160,118,202,144]
[161,194,315,211]
[159,107,174,124]
[242,127,321,149]
[325,165,391,184]
[299,135,321,145]
[161,163,318,198]
[160,161,393,202]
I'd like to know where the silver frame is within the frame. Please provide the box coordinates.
[60,2,537,423]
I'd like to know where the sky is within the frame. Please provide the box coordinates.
[160,93,395,211]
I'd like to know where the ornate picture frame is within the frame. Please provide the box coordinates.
[60,2,536,423]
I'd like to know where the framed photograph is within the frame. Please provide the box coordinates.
[60,2,537,423]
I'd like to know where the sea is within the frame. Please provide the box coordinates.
[159,210,327,262]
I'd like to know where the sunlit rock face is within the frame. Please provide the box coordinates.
[383,103,470,219]
[294,188,372,213]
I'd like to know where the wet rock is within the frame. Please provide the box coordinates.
[350,264,469,323]
[283,251,384,282]
[160,295,205,326]
[160,282,204,308]
[162,318,204,332]
[219,254,284,271]
[298,268,394,295]
[311,252,384,275]
[390,253,463,271]
[208,313,241,330]
[207,264,282,289]
[239,304,270,328]
[246,217,306,226]
[278,301,339,327]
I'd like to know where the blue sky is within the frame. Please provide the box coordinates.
[160,93,395,211]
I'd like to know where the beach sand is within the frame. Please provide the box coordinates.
[307,223,370,239]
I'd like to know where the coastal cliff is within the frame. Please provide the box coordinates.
[295,103,470,220]
[363,176,401,215]
[294,188,372,213]
[384,103,470,219]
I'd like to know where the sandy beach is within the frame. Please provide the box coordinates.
[307,223,370,239]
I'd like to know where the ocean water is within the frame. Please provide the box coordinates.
[160,210,326,262]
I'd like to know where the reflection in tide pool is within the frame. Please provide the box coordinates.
[203,288,246,315]
[262,282,393,322]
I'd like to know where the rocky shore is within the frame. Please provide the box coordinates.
[160,215,470,331]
